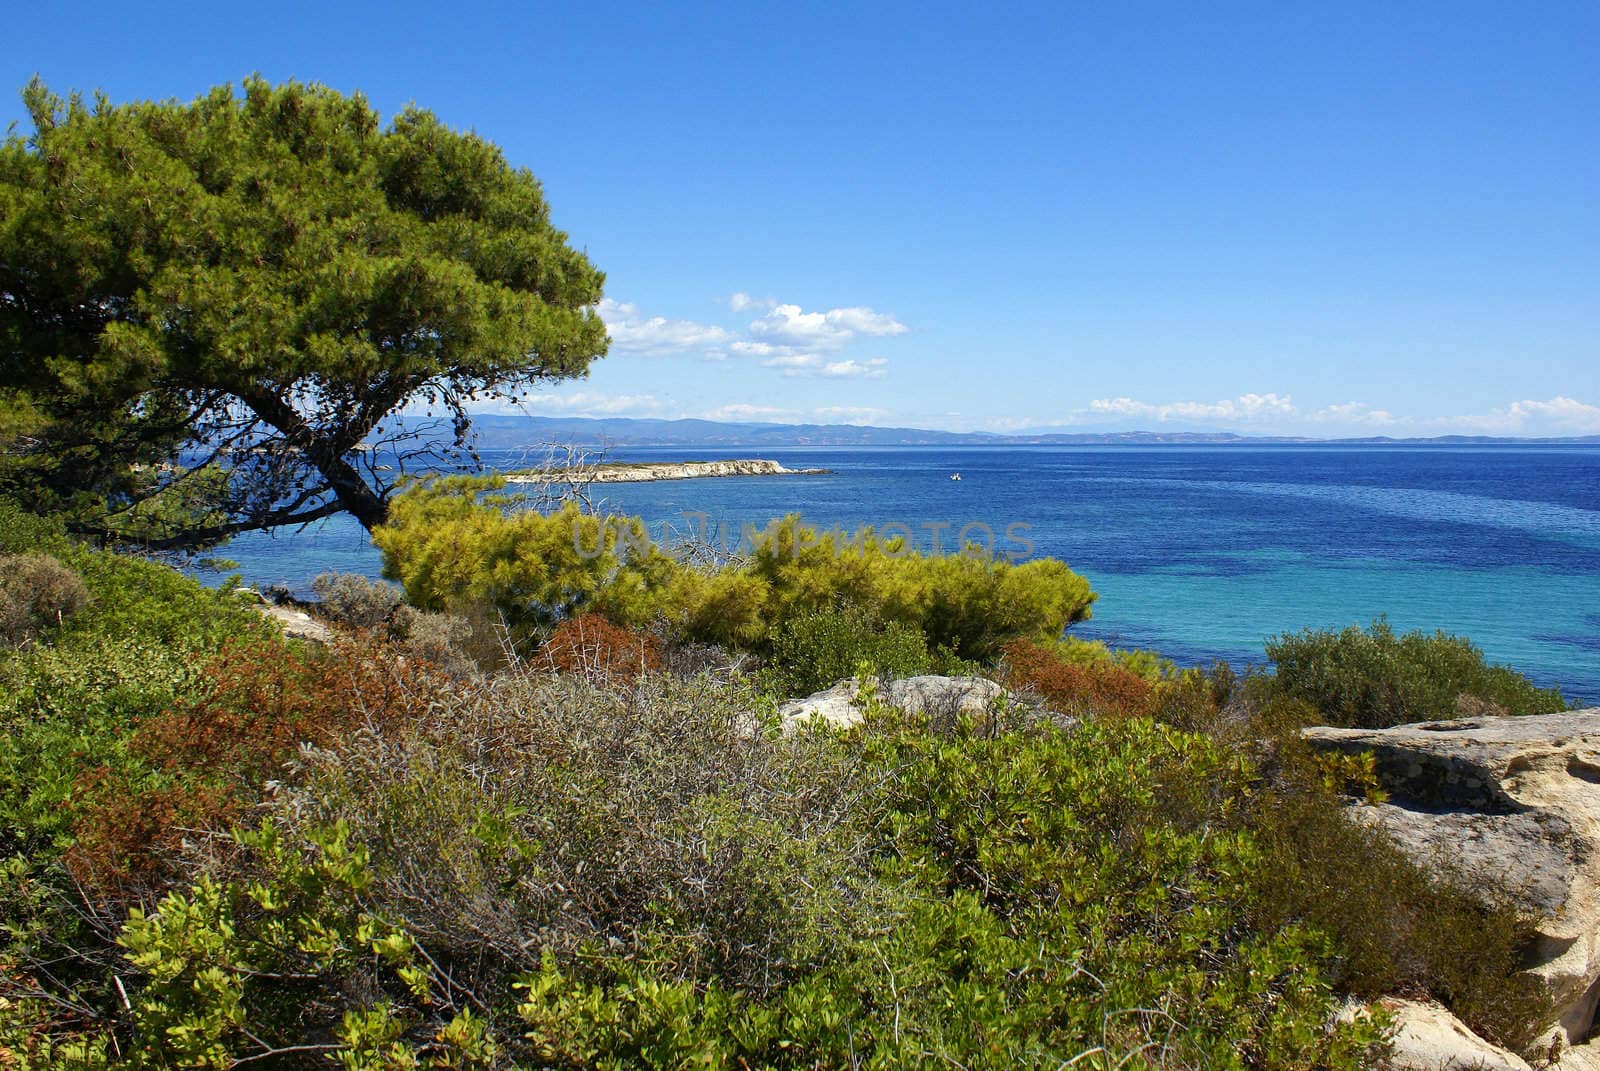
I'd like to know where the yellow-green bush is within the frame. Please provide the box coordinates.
[375,485,1097,661]
[730,515,1095,659]
[374,476,683,637]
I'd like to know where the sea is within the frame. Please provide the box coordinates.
[203,444,1600,704]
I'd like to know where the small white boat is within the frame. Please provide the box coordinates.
[951,472,962,481]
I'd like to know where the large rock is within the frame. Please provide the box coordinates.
[1304,710,1600,1052]
[777,675,1020,732]
[1373,998,1533,1071]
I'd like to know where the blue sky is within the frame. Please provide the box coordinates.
[5,2,1597,436]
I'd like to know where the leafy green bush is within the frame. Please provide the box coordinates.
[1247,770,1550,1051]
[762,605,931,696]
[1036,633,1174,682]
[1267,618,1568,728]
[270,671,878,999]
[0,538,274,863]
[9,664,1394,1068]
[0,496,68,556]
[0,521,294,1052]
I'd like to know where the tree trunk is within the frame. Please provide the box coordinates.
[235,385,392,533]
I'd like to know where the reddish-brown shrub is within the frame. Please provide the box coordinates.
[68,636,453,893]
[1002,638,1156,719]
[537,613,663,681]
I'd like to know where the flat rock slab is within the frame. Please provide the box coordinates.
[778,675,1017,732]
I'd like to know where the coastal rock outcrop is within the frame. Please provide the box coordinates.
[777,674,1024,732]
[237,587,335,644]
[1303,709,1600,1059]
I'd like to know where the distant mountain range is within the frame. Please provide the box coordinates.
[459,414,1600,449]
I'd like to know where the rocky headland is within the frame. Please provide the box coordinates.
[506,458,829,484]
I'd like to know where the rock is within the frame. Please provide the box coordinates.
[1377,998,1533,1071]
[257,601,334,643]
[507,459,829,484]
[777,675,1021,732]
[1559,1037,1600,1071]
[1303,710,1600,1050]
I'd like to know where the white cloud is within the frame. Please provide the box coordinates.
[703,403,799,423]
[747,302,908,350]
[760,353,825,371]
[1087,392,1297,423]
[597,298,730,357]
[1016,393,1600,438]
[821,358,889,379]
[823,307,911,337]
[1442,396,1600,435]
[727,292,777,312]
[593,295,907,377]
[760,354,889,378]
[1309,402,1397,425]
[520,391,668,417]
[730,340,794,358]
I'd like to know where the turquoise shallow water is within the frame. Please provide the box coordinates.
[208,444,1600,703]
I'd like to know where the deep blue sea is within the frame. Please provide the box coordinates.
[206,445,1600,703]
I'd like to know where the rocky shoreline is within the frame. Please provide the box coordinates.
[506,458,830,484]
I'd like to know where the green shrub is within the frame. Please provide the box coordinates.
[0,497,69,556]
[762,605,931,696]
[269,671,878,999]
[30,676,1383,1069]
[726,515,1096,660]
[1266,619,1568,728]
[1036,633,1174,681]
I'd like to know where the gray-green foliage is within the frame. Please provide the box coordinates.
[0,553,90,648]
[1,669,1391,1069]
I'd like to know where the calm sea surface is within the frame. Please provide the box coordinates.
[207,445,1600,703]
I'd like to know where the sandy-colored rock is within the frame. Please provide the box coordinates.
[1304,710,1600,1048]
[256,601,334,643]
[777,675,1019,732]
[1377,998,1532,1071]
